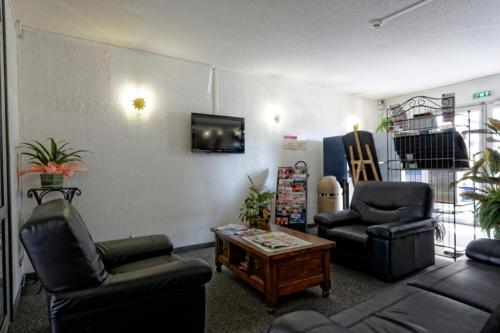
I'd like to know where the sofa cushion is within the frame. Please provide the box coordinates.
[408,259,500,312]
[350,182,434,225]
[331,285,489,333]
[466,238,500,267]
[327,225,368,248]
[96,235,174,268]
[331,284,414,326]
[20,199,108,293]
[108,254,182,274]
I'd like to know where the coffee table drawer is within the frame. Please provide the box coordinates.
[276,256,324,285]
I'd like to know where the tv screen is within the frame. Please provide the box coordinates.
[191,113,245,153]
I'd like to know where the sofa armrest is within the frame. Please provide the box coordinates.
[366,218,436,240]
[96,234,173,268]
[50,258,213,315]
[269,311,350,333]
[314,210,361,229]
[466,238,500,266]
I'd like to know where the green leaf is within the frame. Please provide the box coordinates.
[50,138,58,161]
[32,140,51,161]
[460,192,487,202]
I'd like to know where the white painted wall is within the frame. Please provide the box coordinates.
[18,30,378,261]
[5,0,22,303]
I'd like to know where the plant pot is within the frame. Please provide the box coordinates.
[248,218,270,230]
[40,173,64,189]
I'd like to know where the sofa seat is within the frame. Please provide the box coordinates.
[49,257,211,315]
[326,224,369,270]
[327,225,368,248]
[332,285,489,333]
[407,259,500,312]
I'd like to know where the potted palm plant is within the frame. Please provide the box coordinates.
[239,176,275,229]
[18,138,88,189]
[457,118,500,239]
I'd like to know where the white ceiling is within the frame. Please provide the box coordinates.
[12,0,500,99]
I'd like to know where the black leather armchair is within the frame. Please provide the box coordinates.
[315,181,436,280]
[20,199,213,333]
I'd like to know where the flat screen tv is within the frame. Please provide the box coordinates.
[191,113,245,153]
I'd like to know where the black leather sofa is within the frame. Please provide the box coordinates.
[20,199,213,333]
[269,238,500,333]
[315,181,436,280]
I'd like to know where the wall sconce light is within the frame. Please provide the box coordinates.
[120,83,154,119]
[132,97,146,116]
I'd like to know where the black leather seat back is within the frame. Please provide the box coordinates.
[20,199,108,293]
[351,181,434,225]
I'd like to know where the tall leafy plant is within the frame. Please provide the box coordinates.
[457,118,500,238]
[239,176,275,223]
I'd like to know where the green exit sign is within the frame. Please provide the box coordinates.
[473,91,491,99]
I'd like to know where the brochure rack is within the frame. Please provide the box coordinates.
[275,161,308,233]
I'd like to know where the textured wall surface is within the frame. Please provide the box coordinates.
[6,0,22,301]
[19,30,377,255]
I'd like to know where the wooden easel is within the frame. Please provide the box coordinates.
[348,124,380,185]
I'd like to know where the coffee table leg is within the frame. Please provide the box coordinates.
[215,236,222,272]
[265,260,277,314]
[266,292,277,314]
[321,250,331,297]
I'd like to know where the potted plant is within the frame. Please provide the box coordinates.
[239,176,275,229]
[376,116,394,132]
[18,138,88,189]
[457,117,500,239]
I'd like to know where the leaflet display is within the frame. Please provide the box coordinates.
[275,161,308,232]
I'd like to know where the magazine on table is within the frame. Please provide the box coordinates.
[243,232,311,252]
[216,223,248,232]
[235,228,267,236]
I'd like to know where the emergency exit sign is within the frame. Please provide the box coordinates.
[473,91,491,99]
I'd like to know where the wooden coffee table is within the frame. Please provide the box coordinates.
[211,224,335,313]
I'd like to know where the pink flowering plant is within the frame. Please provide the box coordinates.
[18,138,88,178]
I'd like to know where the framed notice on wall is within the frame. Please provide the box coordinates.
[275,161,308,233]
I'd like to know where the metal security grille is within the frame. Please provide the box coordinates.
[385,95,479,259]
